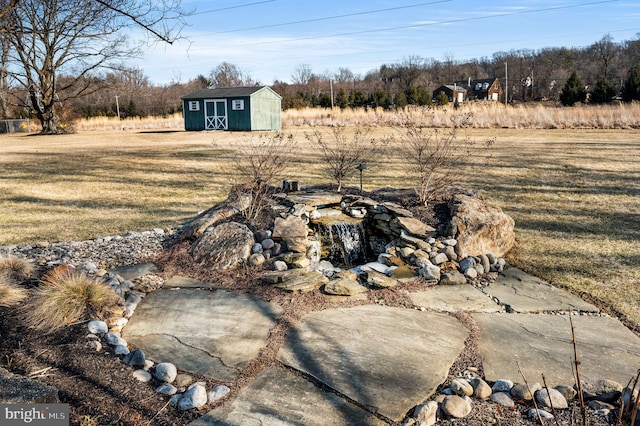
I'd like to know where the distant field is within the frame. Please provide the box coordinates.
[1,120,639,330]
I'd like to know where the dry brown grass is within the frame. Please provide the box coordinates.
[23,268,121,331]
[1,116,639,330]
[283,103,640,129]
[0,271,28,307]
[0,255,36,281]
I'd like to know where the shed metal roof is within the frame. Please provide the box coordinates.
[182,86,281,99]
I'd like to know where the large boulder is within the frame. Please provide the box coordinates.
[272,215,309,253]
[180,193,251,240]
[447,194,515,258]
[190,222,254,269]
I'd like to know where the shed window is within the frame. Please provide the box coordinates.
[188,101,200,111]
[232,99,245,110]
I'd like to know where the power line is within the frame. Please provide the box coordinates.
[202,1,452,35]
[225,0,619,47]
[193,0,276,16]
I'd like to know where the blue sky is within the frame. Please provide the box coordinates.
[134,0,640,85]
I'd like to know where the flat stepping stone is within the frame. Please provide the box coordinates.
[409,284,503,313]
[164,275,219,289]
[123,289,282,381]
[278,305,468,422]
[109,263,157,280]
[475,313,640,387]
[190,367,384,426]
[484,268,598,313]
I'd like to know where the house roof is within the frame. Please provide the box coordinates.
[455,78,500,91]
[182,86,281,99]
[434,85,467,92]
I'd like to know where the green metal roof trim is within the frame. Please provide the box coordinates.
[182,86,282,99]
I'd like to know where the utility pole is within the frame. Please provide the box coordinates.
[504,62,508,106]
[330,80,334,109]
[115,95,121,119]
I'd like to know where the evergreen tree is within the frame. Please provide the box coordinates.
[407,86,419,105]
[335,88,348,109]
[590,78,615,104]
[417,87,432,106]
[622,65,640,102]
[394,91,408,109]
[435,91,449,106]
[559,71,587,106]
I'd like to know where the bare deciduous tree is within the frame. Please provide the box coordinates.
[306,127,387,192]
[399,113,494,206]
[208,62,256,88]
[3,0,188,134]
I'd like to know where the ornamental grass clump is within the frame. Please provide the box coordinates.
[23,267,120,331]
[0,271,28,307]
[0,255,35,282]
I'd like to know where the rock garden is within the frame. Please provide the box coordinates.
[2,185,640,425]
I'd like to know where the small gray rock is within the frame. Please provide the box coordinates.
[479,254,491,273]
[535,387,568,409]
[155,362,177,383]
[87,320,108,335]
[114,345,129,355]
[178,383,207,410]
[412,401,438,426]
[123,349,146,368]
[490,392,515,408]
[486,253,497,264]
[459,257,476,272]
[156,383,178,396]
[254,230,270,243]
[433,253,449,265]
[248,253,266,266]
[85,340,102,352]
[251,243,263,254]
[418,264,440,281]
[451,378,473,396]
[492,379,514,393]
[175,373,193,388]
[470,378,492,400]
[511,382,541,402]
[528,408,554,419]
[464,268,478,279]
[441,395,472,419]
[132,369,152,383]
[104,333,127,347]
[207,385,231,403]
[261,238,275,250]
[439,271,466,285]
[273,260,288,271]
[556,385,577,401]
[581,379,623,403]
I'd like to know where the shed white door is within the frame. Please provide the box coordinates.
[204,99,227,130]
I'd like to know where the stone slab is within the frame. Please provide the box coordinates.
[277,192,344,208]
[278,305,468,422]
[409,284,503,313]
[483,268,598,313]
[122,289,282,381]
[475,313,640,387]
[109,263,157,280]
[163,275,219,289]
[191,367,385,426]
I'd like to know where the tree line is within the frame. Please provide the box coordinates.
[1,0,639,136]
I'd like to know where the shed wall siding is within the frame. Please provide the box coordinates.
[250,90,282,130]
[183,99,205,131]
[226,96,252,131]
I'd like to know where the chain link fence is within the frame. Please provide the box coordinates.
[0,119,30,134]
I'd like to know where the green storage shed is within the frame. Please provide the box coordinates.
[182,86,282,131]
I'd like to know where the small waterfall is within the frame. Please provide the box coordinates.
[314,215,368,267]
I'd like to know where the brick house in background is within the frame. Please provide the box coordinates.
[455,77,503,102]
[432,84,467,104]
